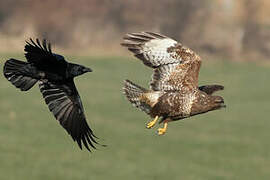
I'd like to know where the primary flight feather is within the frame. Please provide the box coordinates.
[3,38,99,151]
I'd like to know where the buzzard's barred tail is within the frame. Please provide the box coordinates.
[3,59,38,91]
[123,80,151,114]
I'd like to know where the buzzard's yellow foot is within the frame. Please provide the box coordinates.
[157,122,168,135]
[146,116,158,129]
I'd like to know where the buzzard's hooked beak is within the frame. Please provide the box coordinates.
[220,103,226,108]
[214,97,226,108]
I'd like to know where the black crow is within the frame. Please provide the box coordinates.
[3,38,100,152]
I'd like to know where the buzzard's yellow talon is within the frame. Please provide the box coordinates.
[157,122,168,135]
[146,116,158,129]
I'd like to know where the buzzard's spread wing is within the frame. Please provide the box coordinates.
[122,32,201,91]
[39,80,98,151]
[24,38,67,75]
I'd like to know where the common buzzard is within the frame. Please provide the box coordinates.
[122,32,226,135]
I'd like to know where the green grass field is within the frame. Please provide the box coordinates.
[0,54,270,180]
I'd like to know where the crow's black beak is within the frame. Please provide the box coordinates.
[83,67,92,73]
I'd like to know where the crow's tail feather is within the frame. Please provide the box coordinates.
[3,59,38,91]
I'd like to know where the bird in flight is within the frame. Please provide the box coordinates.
[121,32,226,135]
[3,38,100,151]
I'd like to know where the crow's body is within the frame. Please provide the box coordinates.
[3,39,99,151]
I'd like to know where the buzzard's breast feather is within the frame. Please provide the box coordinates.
[183,92,197,116]
[154,91,197,119]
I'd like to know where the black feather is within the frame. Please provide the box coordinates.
[3,38,100,152]
[3,59,38,91]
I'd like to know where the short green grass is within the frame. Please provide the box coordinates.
[0,54,270,180]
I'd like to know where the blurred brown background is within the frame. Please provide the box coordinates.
[0,0,269,60]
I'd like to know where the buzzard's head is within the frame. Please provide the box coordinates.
[210,95,226,110]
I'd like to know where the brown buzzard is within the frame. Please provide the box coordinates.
[121,32,226,135]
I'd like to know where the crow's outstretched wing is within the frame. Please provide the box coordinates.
[39,80,98,151]
[122,32,202,92]
[3,59,38,91]
[24,38,67,75]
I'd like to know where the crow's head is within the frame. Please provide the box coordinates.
[68,63,92,78]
